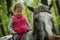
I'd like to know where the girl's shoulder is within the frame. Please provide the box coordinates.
[22,14,27,20]
[11,15,15,18]
[22,14,26,18]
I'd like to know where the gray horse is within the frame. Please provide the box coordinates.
[24,4,53,40]
[25,4,60,40]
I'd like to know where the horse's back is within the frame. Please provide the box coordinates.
[0,35,12,40]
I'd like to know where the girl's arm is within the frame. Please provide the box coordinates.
[24,15,32,30]
[8,18,16,34]
[26,20,32,30]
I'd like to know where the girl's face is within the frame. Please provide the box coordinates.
[14,7,22,16]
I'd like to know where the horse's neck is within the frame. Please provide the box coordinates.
[40,12,53,35]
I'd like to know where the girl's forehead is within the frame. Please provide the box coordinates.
[16,7,23,10]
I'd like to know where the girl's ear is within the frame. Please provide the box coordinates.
[27,6,34,12]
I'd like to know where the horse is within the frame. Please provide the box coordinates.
[0,35,12,40]
[26,4,60,40]
[26,4,50,40]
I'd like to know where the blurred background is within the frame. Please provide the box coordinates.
[0,0,60,37]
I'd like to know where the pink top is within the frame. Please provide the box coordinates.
[12,13,29,33]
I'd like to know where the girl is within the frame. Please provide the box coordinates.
[8,2,32,40]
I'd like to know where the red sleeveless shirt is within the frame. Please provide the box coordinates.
[12,14,28,33]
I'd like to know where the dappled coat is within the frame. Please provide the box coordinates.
[27,4,54,40]
[33,11,53,40]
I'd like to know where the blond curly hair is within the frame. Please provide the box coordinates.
[12,2,23,12]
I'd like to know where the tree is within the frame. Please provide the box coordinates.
[41,0,48,6]
[0,17,5,36]
[6,0,13,16]
[55,0,60,16]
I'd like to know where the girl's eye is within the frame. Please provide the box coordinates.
[17,11,19,13]
[17,11,22,13]
[20,11,22,12]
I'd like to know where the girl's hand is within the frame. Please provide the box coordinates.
[11,31,17,34]
[28,27,32,31]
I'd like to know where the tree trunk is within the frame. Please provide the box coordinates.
[55,0,60,16]
[0,18,5,36]
[55,0,60,35]
[6,0,13,17]
[41,0,48,6]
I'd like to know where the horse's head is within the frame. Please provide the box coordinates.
[27,4,50,25]
[27,4,49,14]
[27,4,50,30]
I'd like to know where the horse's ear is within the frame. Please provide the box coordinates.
[27,6,34,12]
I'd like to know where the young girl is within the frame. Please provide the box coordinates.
[8,2,32,40]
